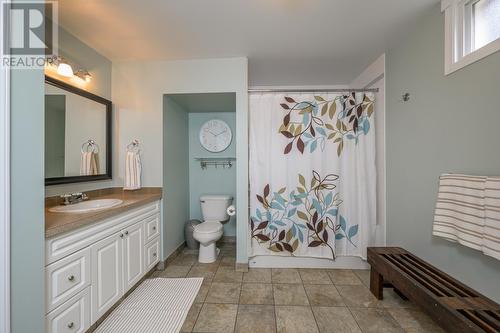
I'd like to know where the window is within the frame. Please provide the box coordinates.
[472,0,500,49]
[442,0,500,74]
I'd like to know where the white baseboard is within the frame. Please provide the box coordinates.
[248,255,369,270]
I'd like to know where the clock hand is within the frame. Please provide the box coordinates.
[215,129,227,136]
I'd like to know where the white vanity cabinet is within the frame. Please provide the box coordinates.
[45,201,161,333]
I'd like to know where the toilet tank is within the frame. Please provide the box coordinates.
[200,195,233,222]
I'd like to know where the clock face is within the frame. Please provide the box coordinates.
[199,119,232,153]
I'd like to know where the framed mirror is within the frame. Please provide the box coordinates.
[45,76,112,185]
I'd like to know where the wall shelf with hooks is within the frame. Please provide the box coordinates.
[195,157,236,169]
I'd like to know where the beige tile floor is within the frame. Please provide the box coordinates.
[149,243,445,333]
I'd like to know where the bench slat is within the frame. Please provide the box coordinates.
[402,254,472,297]
[474,311,500,332]
[382,254,448,297]
[405,252,481,297]
[390,254,460,296]
[459,310,499,333]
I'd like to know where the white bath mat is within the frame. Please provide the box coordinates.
[95,277,203,333]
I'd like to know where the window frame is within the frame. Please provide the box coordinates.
[442,0,500,74]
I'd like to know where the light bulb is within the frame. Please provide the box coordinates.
[57,62,74,77]
[74,70,92,83]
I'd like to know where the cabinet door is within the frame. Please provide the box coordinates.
[91,233,123,323]
[122,222,144,292]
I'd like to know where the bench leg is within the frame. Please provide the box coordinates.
[393,288,408,301]
[370,268,384,300]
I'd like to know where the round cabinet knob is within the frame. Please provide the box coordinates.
[152,226,156,231]
[68,275,75,282]
[67,322,74,329]
[153,252,157,257]
[125,231,129,235]
[120,233,124,238]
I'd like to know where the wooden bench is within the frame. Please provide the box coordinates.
[367,247,500,333]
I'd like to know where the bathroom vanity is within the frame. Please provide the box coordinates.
[44,188,162,333]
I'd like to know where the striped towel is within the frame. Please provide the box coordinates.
[485,177,500,259]
[433,174,500,260]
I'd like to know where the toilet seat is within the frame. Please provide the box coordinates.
[193,221,223,234]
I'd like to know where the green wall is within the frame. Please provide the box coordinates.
[58,26,112,99]
[386,4,500,302]
[11,69,45,333]
[10,3,45,329]
[189,112,237,236]
[163,97,190,258]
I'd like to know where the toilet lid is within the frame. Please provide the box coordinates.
[194,221,223,234]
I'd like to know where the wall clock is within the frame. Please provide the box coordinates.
[199,119,232,153]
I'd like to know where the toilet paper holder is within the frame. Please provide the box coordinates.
[227,205,236,216]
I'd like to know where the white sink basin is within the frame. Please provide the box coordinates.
[49,199,123,213]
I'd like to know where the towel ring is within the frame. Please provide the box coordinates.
[127,139,141,153]
[81,139,99,153]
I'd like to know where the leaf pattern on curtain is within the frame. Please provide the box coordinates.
[279,93,374,156]
[250,171,359,259]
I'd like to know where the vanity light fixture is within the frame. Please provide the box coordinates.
[45,56,92,83]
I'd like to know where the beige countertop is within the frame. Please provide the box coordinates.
[45,187,162,238]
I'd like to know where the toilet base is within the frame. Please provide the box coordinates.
[198,243,220,263]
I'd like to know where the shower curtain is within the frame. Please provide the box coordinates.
[249,92,376,260]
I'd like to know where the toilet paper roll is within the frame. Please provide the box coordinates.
[226,205,236,216]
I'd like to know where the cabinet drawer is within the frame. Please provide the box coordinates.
[144,237,160,272]
[144,214,160,244]
[46,248,91,313]
[46,287,91,333]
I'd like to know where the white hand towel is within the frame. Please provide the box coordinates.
[80,152,100,176]
[90,152,100,175]
[124,151,142,190]
[80,151,91,175]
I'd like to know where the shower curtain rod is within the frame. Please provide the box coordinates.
[248,88,379,93]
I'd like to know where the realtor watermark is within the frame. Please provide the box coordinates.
[1,0,58,69]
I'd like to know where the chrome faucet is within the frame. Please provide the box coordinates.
[60,192,89,205]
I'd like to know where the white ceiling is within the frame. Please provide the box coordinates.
[58,0,439,85]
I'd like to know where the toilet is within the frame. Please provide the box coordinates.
[193,195,233,263]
